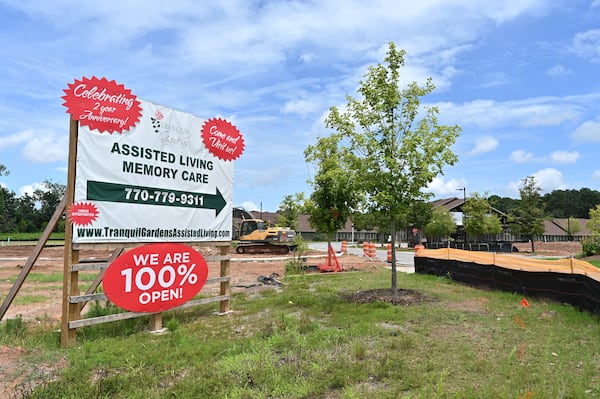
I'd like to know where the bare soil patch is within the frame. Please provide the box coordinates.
[0,244,381,322]
[342,288,434,306]
[512,240,582,256]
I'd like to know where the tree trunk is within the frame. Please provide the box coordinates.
[530,237,535,253]
[390,215,397,295]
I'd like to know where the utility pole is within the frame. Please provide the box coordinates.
[457,187,467,246]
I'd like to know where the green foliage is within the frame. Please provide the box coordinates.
[165,318,180,333]
[350,210,379,231]
[565,216,581,239]
[400,201,433,232]
[582,207,600,255]
[305,134,359,241]
[488,194,519,214]
[276,192,307,230]
[424,207,456,241]
[86,300,121,318]
[581,234,600,256]
[587,204,600,234]
[509,176,545,251]
[543,188,600,218]
[0,179,66,233]
[463,192,503,241]
[3,315,26,337]
[324,42,460,290]
[284,236,308,275]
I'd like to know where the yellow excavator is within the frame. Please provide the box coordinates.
[235,219,297,254]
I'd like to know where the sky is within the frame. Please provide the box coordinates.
[1,0,600,212]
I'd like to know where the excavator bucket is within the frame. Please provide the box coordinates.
[317,244,342,273]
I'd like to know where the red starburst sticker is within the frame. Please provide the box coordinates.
[62,76,142,134]
[201,118,245,161]
[69,202,99,226]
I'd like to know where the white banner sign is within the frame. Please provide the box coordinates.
[72,99,233,243]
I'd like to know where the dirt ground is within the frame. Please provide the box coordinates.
[0,241,586,397]
[0,244,380,322]
[511,240,583,256]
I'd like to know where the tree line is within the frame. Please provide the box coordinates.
[490,187,600,219]
[0,165,66,234]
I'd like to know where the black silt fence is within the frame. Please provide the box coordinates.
[414,257,600,313]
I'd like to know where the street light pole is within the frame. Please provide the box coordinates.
[457,187,467,246]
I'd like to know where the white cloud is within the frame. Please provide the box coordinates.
[532,168,567,192]
[510,150,534,163]
[427,176,468,197]
[571,120,600,142]
[19,182,45,197]
[570,29,600,62]
[240,201,259,212]
[282,97,322,116]
[593,170,600,180]
[21,132,68,163]
[468,136,498,156]
[506,168,566,195]
[550,150,580,164]
[0,130,33,150]
[434,97,582,128]
[546,64,571,77]
[0,129,67,163]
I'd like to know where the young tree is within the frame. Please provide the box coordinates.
[424,207,456,243]
[276,193,307,231]
[565,216,581,241]
[305,134,359,249]
[463,192,502,242]
[325,42,461,292]
[509,176,545,252]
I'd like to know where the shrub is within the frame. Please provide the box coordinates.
[4,315,26,337]
[285,236,308,275]
[581,234,600,256]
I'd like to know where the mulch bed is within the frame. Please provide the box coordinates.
[342,288,434,306]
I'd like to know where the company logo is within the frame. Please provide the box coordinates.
[150,108,191,149]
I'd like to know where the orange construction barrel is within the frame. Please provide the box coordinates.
[414,244,424,256]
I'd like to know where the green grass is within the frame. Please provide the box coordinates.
[588,259,600,268]
[12,295,48,306]
[0,232,65,240]
[1,268,599,398]
[4,272,98,285]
